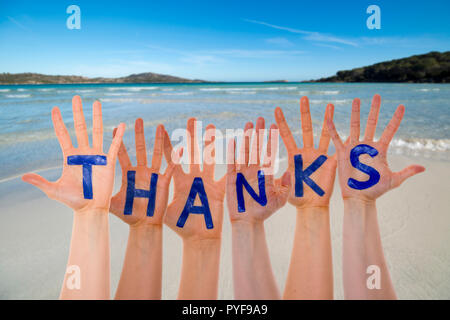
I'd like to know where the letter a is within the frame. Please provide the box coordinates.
[176,177,214,229]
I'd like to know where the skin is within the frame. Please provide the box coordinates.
[226,117,291,299]
[326,94,425,299]
[275,96,336,299]
[22,95,125,299]
[164,118,226,299]
[109,118,182,300]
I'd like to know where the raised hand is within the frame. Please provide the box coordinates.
[226,117,290,300]
[163,117,225,299]
[275,96,337,208]
[22,95,125,214]
[110,118,180,226]
[326,94,425,201]
[109,118,181,300]
[276,97,335,300]
[164,118,226,241]
[226,117,290,223]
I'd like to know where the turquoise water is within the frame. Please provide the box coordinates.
[0,82,449,181]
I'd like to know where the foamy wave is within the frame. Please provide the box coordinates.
[391,138,450,152]
[309,98,351,105]
[162,92,194,96]
[416,88,440,92]
[38,88,54,92]
[0,89,11,92]
[126,87,158,92]
[5,94,31,98]
[298,90,340,95]
[17,88,27,92]
[104,92,133,96]
[76,89,95,93]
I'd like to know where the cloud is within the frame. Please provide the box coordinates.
[6,16,30,31]
[244,18,358,47]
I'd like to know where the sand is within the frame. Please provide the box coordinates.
[0,154,449,299]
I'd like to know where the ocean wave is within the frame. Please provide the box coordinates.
[0,89,11,92]
[126,87,158,92]
[391,138,450,152]
[104,92,133,96]
[298,90,340,95]
[38,88,54,92]
[5,94,31,98]
[161,91,194,96]
[76,89,95,93]
[17,88,27,92]
[416,88,440,92]
[309,98,351,105]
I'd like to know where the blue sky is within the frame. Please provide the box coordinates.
[0,0,449,81]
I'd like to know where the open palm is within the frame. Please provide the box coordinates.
[275,96,337,209]
[226,117,290,223]
[109,118,180,226]
[22,95,125,214]
[164,118,226,241]
[327,94,425,201]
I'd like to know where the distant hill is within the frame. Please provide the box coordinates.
[313,51,450,83]
[0,72,205,85]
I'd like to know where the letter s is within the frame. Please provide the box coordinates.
[347,144,380,190]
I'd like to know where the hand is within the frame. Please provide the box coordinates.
[326,94,425,202]
[274,96,337,208]
[164,118,226,241]
[226,117,290,223]
[22,95,125,214]
[110,118,181,226]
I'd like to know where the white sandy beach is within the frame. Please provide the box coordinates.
[0,154,449,299]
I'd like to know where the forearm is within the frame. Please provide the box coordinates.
[283,206,333,299]
[343,198,396,300]
[231,221,280,300]
[115,225,163,300]
[60,210,110,300]
[178,239,221,299]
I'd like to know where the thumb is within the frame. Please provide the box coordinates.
[22,173,56,198]
[392,165,425,188]
[280,170,291,188]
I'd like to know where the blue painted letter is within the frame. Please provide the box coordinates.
[124,171,158,216]
[347,144,380,190]
[176,177,214,229]
[294,154,327,197]
[67,155,107,199]
[236,170,267,212]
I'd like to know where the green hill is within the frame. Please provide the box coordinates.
[313,51,450,83]
[0,72,205,85]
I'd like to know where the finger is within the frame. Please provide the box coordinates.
[255,117,265,165]
[51,107,73,154]
[274,107,297,153]
[92,100,103,152]
[203,124,216,178]
[350,98,360,143]
[379,104,405,148]
[72,95,89,148]
[263,124,279,173]
[318,103,334,153]
[275,171,291,207]
[226,138,236,175]
[237,122,253,170]
[326,115,344,152]
[113,127,132,169]
[164,147,183,178]
[364,94,381,141]
[163,128,174,164]
[187,118,201,174]
[135,118,147,166]
[300,96,314,148]
[108,123,126,160]
[151,124,164,171]
[22,173,56,197]
[392,165,425,188]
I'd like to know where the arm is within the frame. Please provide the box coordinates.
[114,225,163,299]
[227,118,290,300]
[283,207,333,299]
[60,211,111,299]
[179,239,221,299]
[110,120,177,300]
[275,98,336,299]
[327,94,425,299]
[164,118,226,300]
[343,199,395,299]
[22,96,125,299]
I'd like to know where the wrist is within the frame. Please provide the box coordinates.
[343,197,376,211]
[183,237,221,251]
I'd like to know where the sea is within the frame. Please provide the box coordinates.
[0,82,449,181]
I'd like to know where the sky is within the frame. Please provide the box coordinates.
[0,0,449,81]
